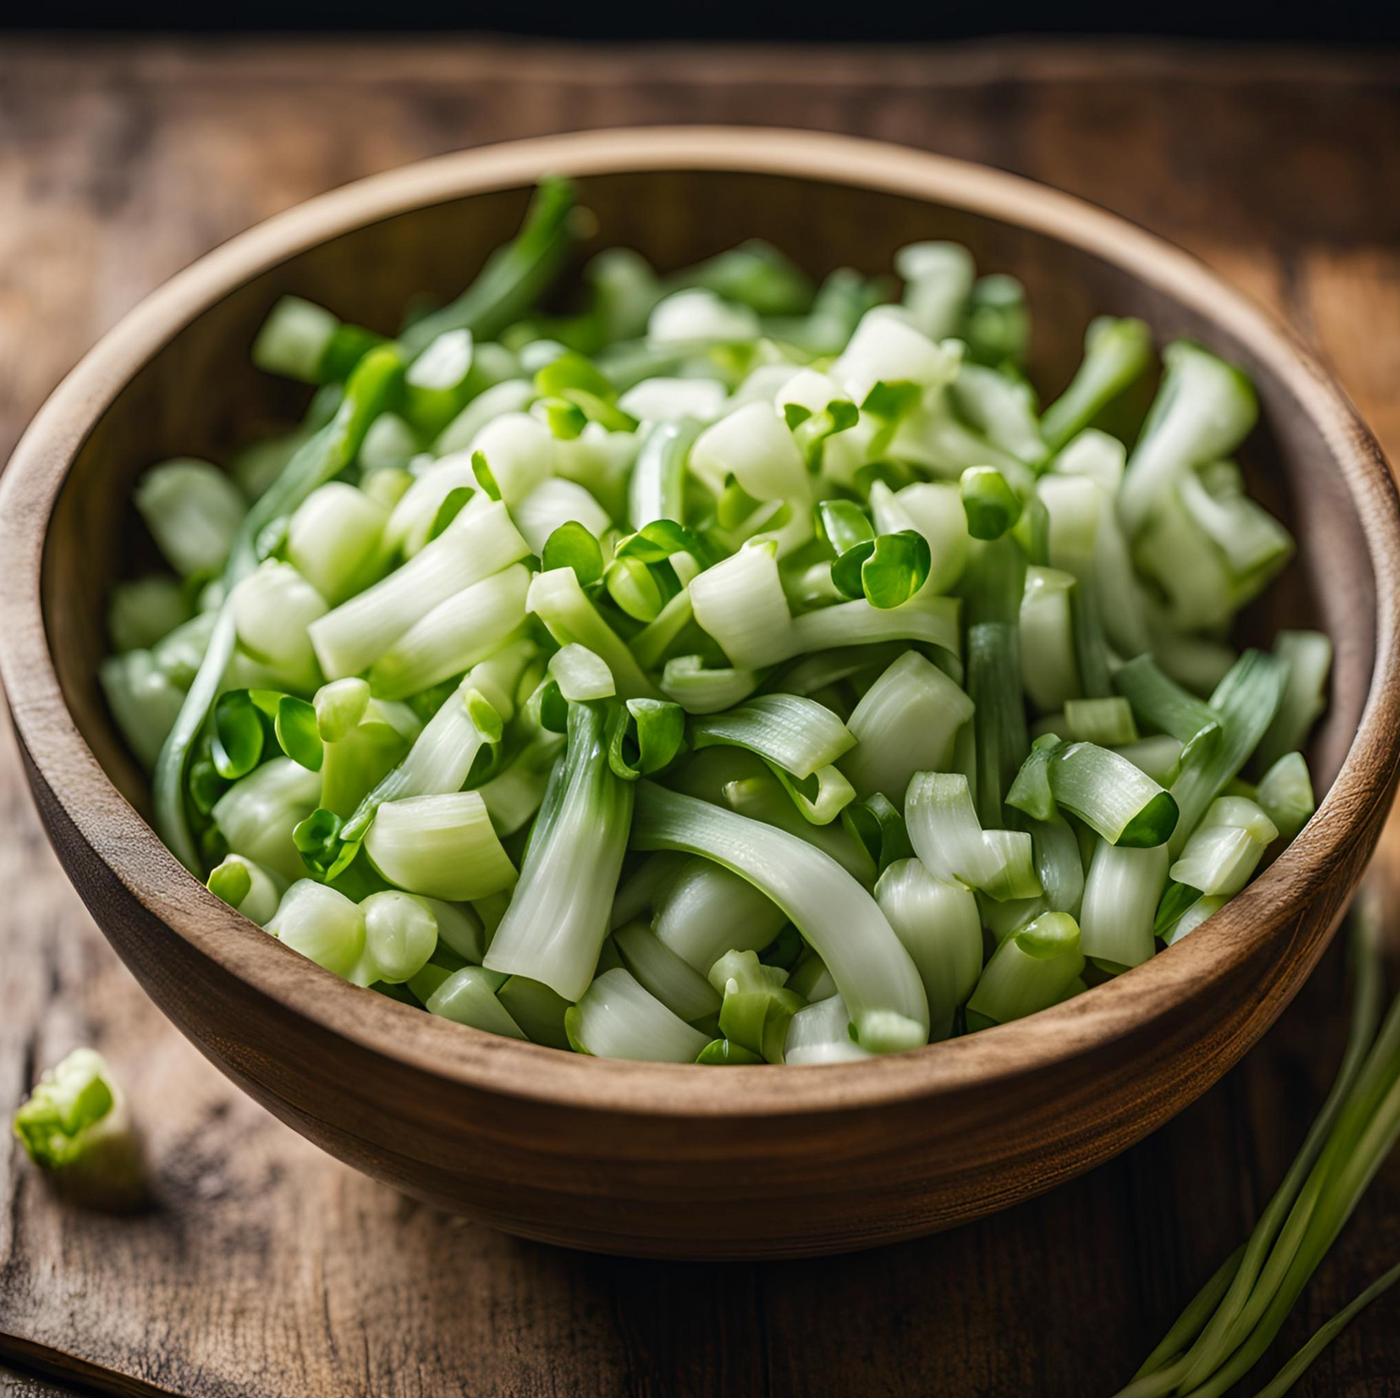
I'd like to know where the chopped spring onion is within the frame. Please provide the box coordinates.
[483,702,634,1001]
[874,858,983,1040]
[565,968,712,1062]
[363,792,517,903]
[105,192,1322,1068]
[632,782,928,1052]
[965,911,1085,1029]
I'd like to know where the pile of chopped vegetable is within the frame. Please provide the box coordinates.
[101,177,1330,1063]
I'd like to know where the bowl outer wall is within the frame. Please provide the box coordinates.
[1,127,1399,1258]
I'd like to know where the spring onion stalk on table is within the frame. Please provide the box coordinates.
[97,176,1333,1071]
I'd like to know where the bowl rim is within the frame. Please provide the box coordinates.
[2,125,1398,1120]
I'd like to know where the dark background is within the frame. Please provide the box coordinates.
[4,0,1398,41]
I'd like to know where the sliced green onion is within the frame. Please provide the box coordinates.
[1080,840,1170,971]
[1050,741,1179,848]
[134,459,247,579]
[1040,317,1153,450]
[784,994,873,1065]
[1169,796,1278,897]
[841,651,974,802]
[364,791,517,902]
[632,782,928,1052]
[1256,751,1315,842]
[426,966,527,1038]
[359,890,439,984]
[285,482,387,605]
[483,702,634,1001]
[615,920,723,1022]
[966,911,1085,1029]
[1119,340,1259,537]
[268,879,368,983]
[207,852,283,924]
[367,563,531,700]
[309,498,529,680]
[874,858,983,1041]
[565,967,712,1062]
[527,567,662,701]
[652,856,788,972]
[905,772,1041,902]
[107,576,192,654]
[1253,630,1331,774]
[1065,697,1139,747]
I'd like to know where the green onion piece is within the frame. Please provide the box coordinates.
[106,576,191,654]
[965,911,1085,1029]
[840,651,974,802]
[1040,317,1153,451]
[615,920,723,1022]
[364,791,517,903]
[606,698,687,780]
[841,793,914,877]
[1169,796,1278,897]
[134,458,248,580]
[542,519,605,588]
[1119,340,1259,537]
[905,772,1042,902]
[895,240,973,339]
[968,620,1031,827]
[874,858,984,1041]
[652,857,788,973]
[1050,741,1179,848]
[426,967,527,1039]
[1169,649,1287,856]
[11,1048,146,1211]
[961,466,1023,540]
[550,643,616,702]
[950,363,1047,467]
[310,496,529,680]
[483,702,635,1001]
[274,695,323,772]
[817,499,876,556]
[1019,567,1082,714]
[207,852,283,924]
[660,655,762,715]
[1065,696,1139,747]
[1080,840,1170,971]
[496,976,573,1050]
[631,782,928,1052]
[1256,751,1315,842]
[564,968,712,1062]
[1253,630,1332,775]
[1006,734,1062,823]
[359,890,439,984]
[268,879,368,982]
[285,481,388,605]
[784,994,874,1065]
[691,693,855,782]
[212,757,323,883]
[98,650,187,771]
[368,564,532,701]
[528,567,663,701]
[211,689,267,779]
[629,417,703,530]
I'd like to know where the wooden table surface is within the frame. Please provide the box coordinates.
[3,38,1400,1398]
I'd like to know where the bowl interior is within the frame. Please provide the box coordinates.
[43,166,1370,862]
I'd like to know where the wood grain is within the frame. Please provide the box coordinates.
[1,37,1399,1395]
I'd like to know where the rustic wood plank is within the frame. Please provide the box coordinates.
[1,39,1399,1397]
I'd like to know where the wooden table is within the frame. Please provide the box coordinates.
[2,39,1399,1398]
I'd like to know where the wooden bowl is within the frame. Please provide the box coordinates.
[3,128,1399,1260]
